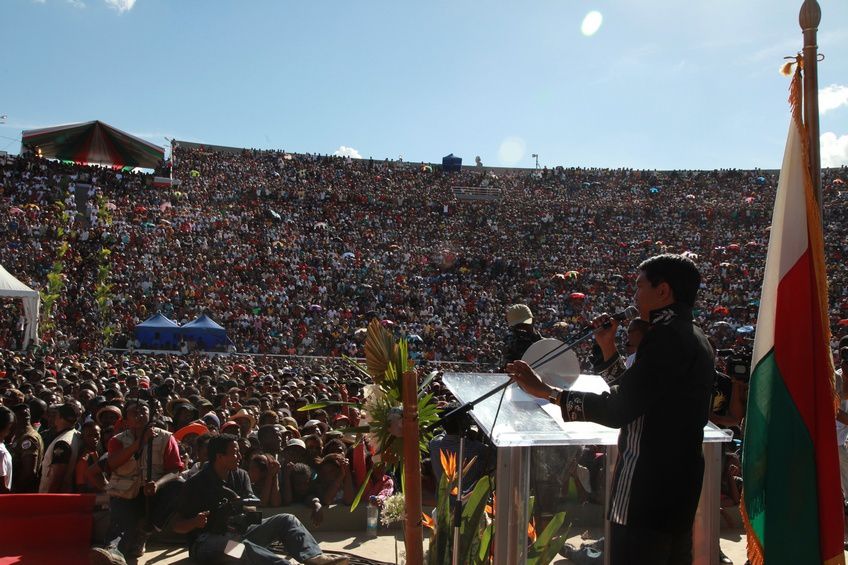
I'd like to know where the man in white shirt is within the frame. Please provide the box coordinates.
[0,406,14,492]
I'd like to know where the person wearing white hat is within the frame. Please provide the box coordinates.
[501,304,543,368]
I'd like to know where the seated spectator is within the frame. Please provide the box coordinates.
[361,461,394,508]
[315,453,355,506]
[302,434,323,468]
[248,453,282,507]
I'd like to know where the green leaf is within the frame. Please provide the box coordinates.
[434,472,453,565]
[296,401,360,412]
[459,475,492,558]
[349,467,373,512]
[526,510,569,565]
[341,354,373,380]
[418,371,439,397]
[476,523,493,564]
[339,425,371,435]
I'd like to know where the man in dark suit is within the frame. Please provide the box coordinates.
[508,254,714,565]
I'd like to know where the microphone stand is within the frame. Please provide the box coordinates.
[428,323,603,435]
[427,323,602,564]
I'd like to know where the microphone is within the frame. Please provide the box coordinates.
[608,306,640,324]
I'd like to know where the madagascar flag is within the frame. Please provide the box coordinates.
[742,63,845,564]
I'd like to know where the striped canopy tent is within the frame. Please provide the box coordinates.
[21,120,164,169]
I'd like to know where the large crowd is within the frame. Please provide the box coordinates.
[0,147,847,563]
[2,148,847,363]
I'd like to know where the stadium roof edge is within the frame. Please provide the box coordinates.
[172,140,788,175]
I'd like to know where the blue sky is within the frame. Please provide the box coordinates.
[2,0,847,170]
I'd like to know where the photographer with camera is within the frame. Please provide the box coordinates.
[172,434,348,565]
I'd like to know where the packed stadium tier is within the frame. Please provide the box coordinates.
[1,149,846,365]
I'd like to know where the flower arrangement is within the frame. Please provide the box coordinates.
[302,317,440,510]
[424,449,570,565]
[380,493,407,527]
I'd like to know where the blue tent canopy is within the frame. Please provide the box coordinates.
[134,313,181,349]
[181,314,231,351]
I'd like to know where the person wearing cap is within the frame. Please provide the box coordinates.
[9,403,44,492]
[172,434,348,565]
[39,403,82,493]
[97,405,123,429]
[302,419,324,437]
[502,303,544,368]
[201,412,221,432]
[168,398,199,432]
[231,408,257,438]
[282,437,309,466]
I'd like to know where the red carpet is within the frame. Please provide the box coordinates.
[0,494,95,565]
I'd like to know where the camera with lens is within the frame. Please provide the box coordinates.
[218,495,262,534]
[722,348,752,382]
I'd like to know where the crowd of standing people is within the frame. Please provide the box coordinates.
[1,147,847,563]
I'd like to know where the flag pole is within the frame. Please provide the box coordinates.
[799,0,822,212]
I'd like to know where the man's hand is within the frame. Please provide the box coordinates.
[591,313,619,361]
[143,480,157,497]
[505,361,551,400]
[311,498,324,527]
[268,458,281,475]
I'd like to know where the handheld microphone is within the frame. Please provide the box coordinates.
[608,306,640,324]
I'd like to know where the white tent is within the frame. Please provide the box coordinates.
[0,264,40,349]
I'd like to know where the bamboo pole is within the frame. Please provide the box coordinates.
[799,0,822,212]
[402,369,424,565]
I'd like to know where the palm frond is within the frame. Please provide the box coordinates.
[364,318,396,383]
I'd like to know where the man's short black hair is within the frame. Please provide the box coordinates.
[639,254,702,308]
[27,398,47,421]
[123,398,149,418]
[0,406,14,431]
[57,403,79,423]
[207,433,239,465]
[195,432,213,451]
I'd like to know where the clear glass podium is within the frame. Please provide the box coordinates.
[443,372,732,565]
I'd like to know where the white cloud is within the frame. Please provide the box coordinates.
[821,131,848,167]
[819,85,848,115]
[105,0,136,12]
[67,0,85,8]
[333,146,362,159]
[32,0,47,4]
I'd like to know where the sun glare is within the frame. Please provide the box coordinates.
[581,11,603,37]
